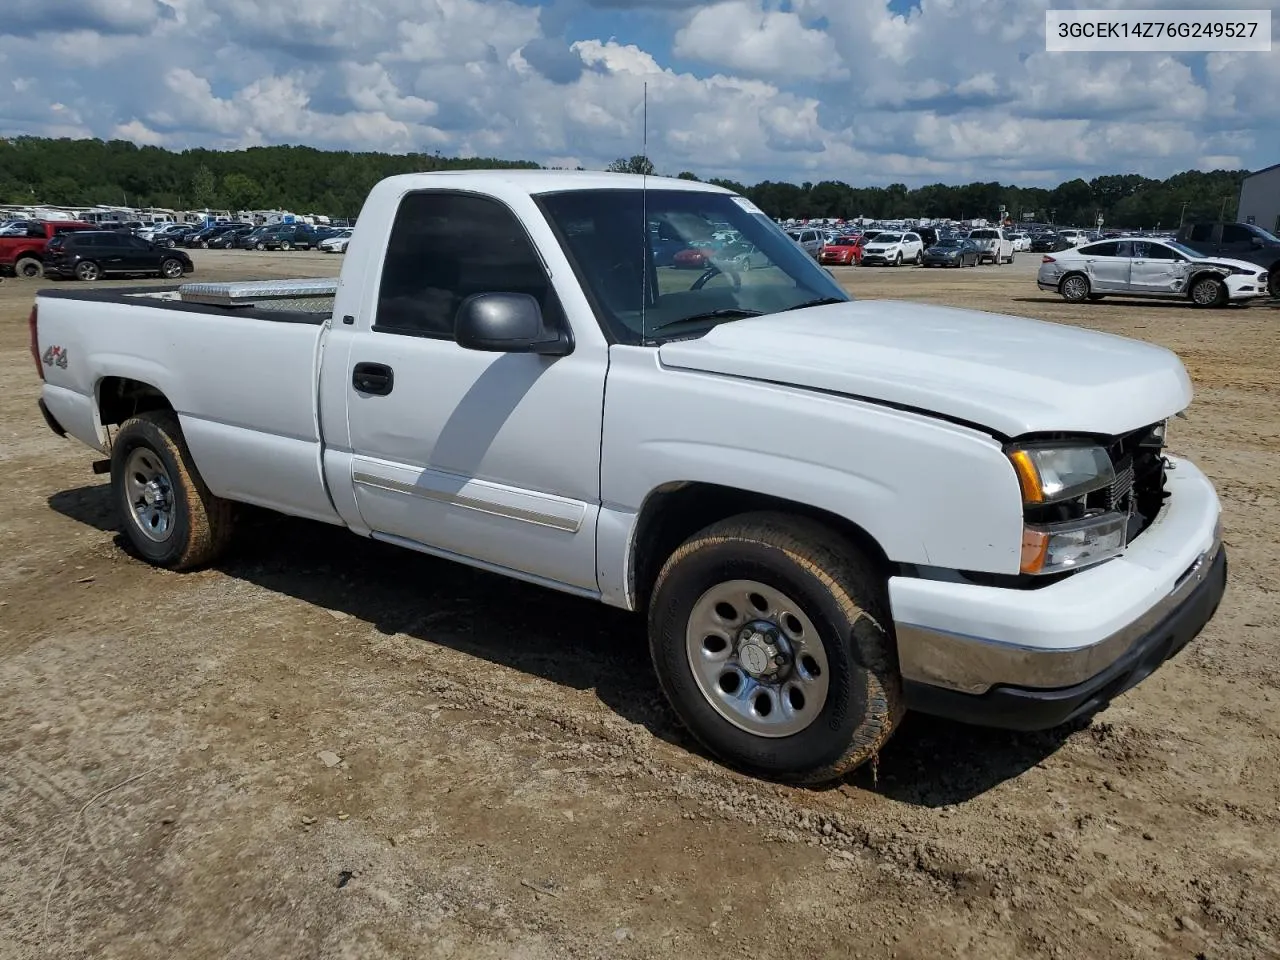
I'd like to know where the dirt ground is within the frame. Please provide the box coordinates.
[2,249,1278,960]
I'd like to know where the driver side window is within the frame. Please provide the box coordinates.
[375,192,564,339]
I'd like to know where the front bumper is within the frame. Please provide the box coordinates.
[889,456,1225,729]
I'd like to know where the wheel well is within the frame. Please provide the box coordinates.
[97,377,174,427]
[629,482,892,612]
[1058,270,1087,286]
[1186,270,1225,293]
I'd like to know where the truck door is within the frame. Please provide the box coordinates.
[338,190,606,594]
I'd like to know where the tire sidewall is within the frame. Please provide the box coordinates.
[650,538,876,780]
[110,419,193,566]
[1190,276,1224,308]
[1061,273,1089,302]
[161,258,183,279]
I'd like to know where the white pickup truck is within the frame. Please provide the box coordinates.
[31,171,1227,785]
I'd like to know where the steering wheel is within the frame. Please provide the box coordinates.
[691,259,742,291]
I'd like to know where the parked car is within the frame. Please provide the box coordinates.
[786,227,824,258]
[207,224,255,249]
[31,171,1225,786]
[1008,232,1030,252]
[1056,229,1087,247]
[1175,221,1280,298]
[921,237,980,267]
[150,224,199,248]
[860,231,924,266]
[43,230,194,281]
[1030,232,1068,253]
[254,223,326,250]
[237,226,273,250]
[318,229,354,254]
[915,226,939,250]
[712,240,771,271]
[672,246,711,269]
[967,228,1015,264]
[1037,237,1271,307]
[818,235,864,266]
[0,219,95,278]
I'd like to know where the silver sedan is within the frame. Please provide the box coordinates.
[1037,238,1271,308]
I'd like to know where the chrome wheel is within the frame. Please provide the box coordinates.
[123,447,176,542]
[75,261,100,281]
[1061,275,1089,301]
[685,579,830,738]
[161,259,183,279]
[1192,278,1221,306]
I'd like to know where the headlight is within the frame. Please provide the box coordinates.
[1007,444,1114,505]
[1007,443,1126,574]
[1021,513,1127,574]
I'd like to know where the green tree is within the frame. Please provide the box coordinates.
[220,172,262,212]
[606,155,656,175]
[191,164,216,208]
[676,171,700,180]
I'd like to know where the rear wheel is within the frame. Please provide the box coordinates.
[110,411,233,570]
[1269,269,1279,299]
[1060,273,1090,302]
[74,261,101,281]
[15,257,42,279]
[648,512,903,785]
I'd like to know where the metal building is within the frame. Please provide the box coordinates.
[1238,163,1280,235]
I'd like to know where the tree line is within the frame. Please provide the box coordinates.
[0,136,1247,229]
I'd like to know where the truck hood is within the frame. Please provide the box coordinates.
[657,300,1192,438]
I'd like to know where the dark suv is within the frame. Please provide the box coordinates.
[45,231,194,281]
[245,223,324,251]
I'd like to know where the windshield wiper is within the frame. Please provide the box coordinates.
[645,307,763,335]
[782,297,847,312]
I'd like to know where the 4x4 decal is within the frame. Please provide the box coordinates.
[42,345,68,369]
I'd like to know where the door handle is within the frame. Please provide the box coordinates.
[352,362,394,396]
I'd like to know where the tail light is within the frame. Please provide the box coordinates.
[1041,255,1056,263]
[28,303,43,381]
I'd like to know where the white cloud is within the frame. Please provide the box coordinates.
[673,1,845,80]
[0,0,1274,186]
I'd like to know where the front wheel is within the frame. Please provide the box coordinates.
[160,258,184,279]
[1190,276,1227,308]
[648,512,903,785]
[279,240,292,251]
[893,252,902,267]
[110,411,234,570]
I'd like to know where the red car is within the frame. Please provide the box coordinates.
[818,235,864,266]
[672,246,711,269]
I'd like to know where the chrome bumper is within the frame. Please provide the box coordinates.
[895,530,1222,694]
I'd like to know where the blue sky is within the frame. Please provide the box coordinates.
[1,0,1277,187]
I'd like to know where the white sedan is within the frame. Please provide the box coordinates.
[1037,237,1271,307]
[318,229,353,254]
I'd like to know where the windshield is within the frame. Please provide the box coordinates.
[969,230,997,239]
[831,236,860,245]
[1250,224,1280,243]
[538,188,850,344]
[872,233,902,244]
[1164,240,1205,259]
[933,239,962,247]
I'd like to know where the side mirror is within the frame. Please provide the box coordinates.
[1251,237,1264,248]
[454,292,572,356]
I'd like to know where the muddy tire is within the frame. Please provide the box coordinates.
[15,257,43,279]
[648,512,903,785]
[1060,272,1091,302]
[110,411,233,570]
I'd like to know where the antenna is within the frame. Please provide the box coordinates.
[640,81,649,341]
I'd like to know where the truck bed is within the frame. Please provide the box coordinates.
[36,282,341,524]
